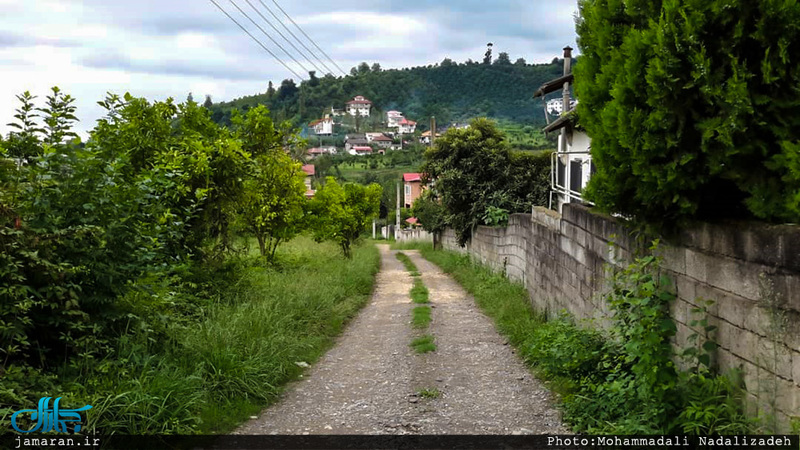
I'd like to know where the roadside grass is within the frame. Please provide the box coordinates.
[412,306,432,329]
[77,236,380,434]
[410,279,430,304]
[417,388,442,399]
[391,241,434,251]
[410,335,436,353]
[416,247,753,435]
[395,252,418,272]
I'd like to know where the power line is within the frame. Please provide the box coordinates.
[208,0,304,80]
[226,0,311,76]
[256,0,336,76]
[242,0,327,76]
[268,0,348,76]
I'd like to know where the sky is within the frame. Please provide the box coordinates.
[0,0,579,139]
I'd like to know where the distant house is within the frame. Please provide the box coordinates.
[533,46,592,213]
[345,133,369,152]
[386,110,404,128]
[330,106,345,116]
[350,145,373,156]
[403,172,427,208]
[419,130,442,145]
[405,217,421,227]
[546,97,577,116]
[346,96,372,117]
[301,164,316,197]
[307,146,336,159]
[371,134,393,149]
[309,115,334,135]
[397,117,417,134]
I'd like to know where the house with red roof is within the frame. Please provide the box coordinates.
[403,172,427,208]
[302,164,315,197]
[346,96,372,117]
[309,115,333,135]
[397,117,417,134]
[386,110,404,128]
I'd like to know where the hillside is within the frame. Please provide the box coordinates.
[208,57,568,131]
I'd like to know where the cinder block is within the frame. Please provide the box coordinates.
[706,258,760,301]
[744,306,777,338]
[660,245,687,275]
[756,337,794,380]
[792,351,800,387]
[685,249,709,283]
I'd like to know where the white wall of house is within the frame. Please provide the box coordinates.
[554,129,592,213]
[347,104,371,116]
[398,122,416,134]
[313,119,333,135]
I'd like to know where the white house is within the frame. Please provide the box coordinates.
[309,115,333,135]
[346,96,372,117]
[534,46,593,213]
[546,97,578,116]
[397,117,416,134]
[349,145,373,156]
[330,106,345,116]
[386,110,404,128]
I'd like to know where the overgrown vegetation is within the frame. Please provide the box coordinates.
[576,0,800,225]
[413,244,752,434]
[418,118,551,244]
[410,335,436,354]
[0,87,382,433]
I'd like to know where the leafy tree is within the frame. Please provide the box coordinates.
[495,52,511,65]
[186,92,194,104]
[308,71,319,87]
[277,79,298,101]
[308,178,381,258]
[411,190,447,234]
[358,62,371,75]
[267,81,275,98]
[5,91,44,160]
[37,87,78,146]
[576,0,800,225]
[203,95,213,108]
[514,57,526,66]
[421,118,550,245]
[238,150,307,261]
[371,63,382,72]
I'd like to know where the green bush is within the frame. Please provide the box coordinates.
[576,0,800,225]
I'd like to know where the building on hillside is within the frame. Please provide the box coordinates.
[330,106,345,116]
[307,146,336,159]
[386,110,404,128]
[534,46,592,213]
[546,97,578,116]
[350,145,373,156]
[402,172,427,208]
[345,133,368,152]
[302,164,316,197]
[397,117,417,134]
[419,130,442,145]
[370,134,393,149]
[309,115,334,135]
[346,96,372,117]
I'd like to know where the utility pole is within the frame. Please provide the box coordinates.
[396,180,401,240]
[430,116,436,147]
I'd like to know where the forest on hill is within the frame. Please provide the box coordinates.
[207,54,569,130]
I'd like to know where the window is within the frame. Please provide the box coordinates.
[405,185,411,196]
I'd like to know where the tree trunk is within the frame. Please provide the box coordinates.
[257,235,266,257]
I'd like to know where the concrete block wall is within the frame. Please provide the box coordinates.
[442,204,800,429]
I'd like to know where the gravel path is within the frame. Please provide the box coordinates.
[234,245,566,435]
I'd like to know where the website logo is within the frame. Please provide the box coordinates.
[10,397,92,433]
